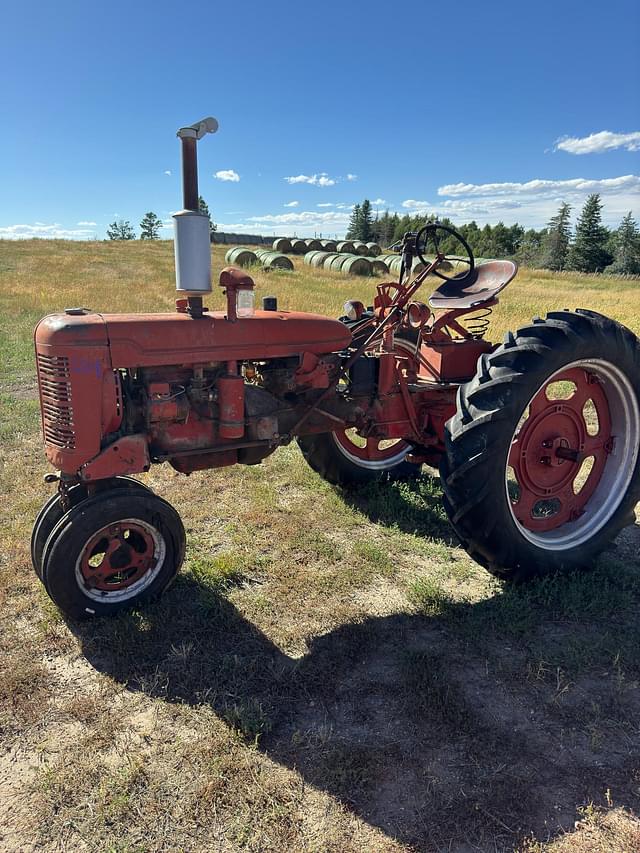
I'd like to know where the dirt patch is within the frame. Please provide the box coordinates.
[4,378,38,401]
[0,747,41,853]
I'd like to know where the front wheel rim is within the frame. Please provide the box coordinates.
[75,518,166,603]
[505,359,640,550]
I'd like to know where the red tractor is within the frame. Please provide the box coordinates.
[32,118,640,619]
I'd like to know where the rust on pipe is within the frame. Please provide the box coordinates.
[181,137,199,211]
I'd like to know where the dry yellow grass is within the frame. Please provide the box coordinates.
[0,239,639,852]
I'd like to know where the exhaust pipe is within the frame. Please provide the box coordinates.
[173,117,218,316]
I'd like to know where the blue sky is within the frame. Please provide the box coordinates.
[1,0,638,239]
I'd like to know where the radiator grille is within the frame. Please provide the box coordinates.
[37,354,76,449]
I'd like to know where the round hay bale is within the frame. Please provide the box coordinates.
[259,252,294,271]
[225,247,258,267]
[321,240,337,251]
[341,256,371,276]
[304,251,321,265]
[352,242,369,255]
[290,239,307,254]
[388,257,403,276]
[370,259,388,275]
[322,253,341,268]
[336,241,355,254]
[330,255,348,271]
[273,238,292,253]
[310,252,331,267]
[306,239,322,251]
[365,242,381,256]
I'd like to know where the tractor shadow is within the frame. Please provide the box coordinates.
[77,526,640,851]
[340,469,459,544]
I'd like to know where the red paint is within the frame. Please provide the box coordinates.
[80,435,150,482]
[79,520,156,592]
[217,373,245,439]
[508,367,612,531]
[420,339,493,382]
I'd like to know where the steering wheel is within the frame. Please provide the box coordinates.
[416,223,475,281]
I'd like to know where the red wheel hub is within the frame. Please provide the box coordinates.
[80,522,156,592]
[508,367,613,532]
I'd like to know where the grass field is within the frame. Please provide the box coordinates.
[1,239,639,853]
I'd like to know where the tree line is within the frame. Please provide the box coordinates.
[106,197,217,241]
[346,196,640,275]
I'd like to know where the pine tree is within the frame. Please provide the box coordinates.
[517,228,546,268]
[106,219,136,240]
[540,203,572,270]
[606,212,640,275]
[568,194,612,272]
[198,196,217,236]
[372,210,394,246]
[346,204,361,240]
[359,199,374,242]
[139,211,162,240]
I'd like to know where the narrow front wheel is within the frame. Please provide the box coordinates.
[41,490,185,619]
[31,476,151,580]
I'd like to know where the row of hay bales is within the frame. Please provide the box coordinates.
[225,246,294,271]
[377,253,428,277]
[225,245,430,279]
[273,237,382,256]
[303,251,391,277]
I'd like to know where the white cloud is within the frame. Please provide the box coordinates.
[164,170,172,176]
[284,173,336,187]
[0,223,98,240]
[284,201,299,207]
[317,202,333,208]
[438,175,640,198]
[247,210,350,224]
[555,131,640,155]
[214,169,240,182]
[402,199,436,212]
[403,198,522,215]
[246,210,351,235]
[371,198,386,206]
[424,173,640,227]
[346,173,357,181]
[77,220,97,226]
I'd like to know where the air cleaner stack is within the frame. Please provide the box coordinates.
[173,117,218,316]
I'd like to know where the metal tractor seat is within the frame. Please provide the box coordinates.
[428,260,518,310]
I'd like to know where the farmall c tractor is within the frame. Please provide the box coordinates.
[32,118,640,620]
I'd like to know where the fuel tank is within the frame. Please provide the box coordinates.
[35,309,353,368]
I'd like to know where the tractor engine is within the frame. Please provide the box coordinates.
[34,299,353,483]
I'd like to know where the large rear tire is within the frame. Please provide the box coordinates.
[440,310,640,580]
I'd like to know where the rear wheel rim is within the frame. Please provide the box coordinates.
[75,518,166,602]
[331,336,417,470]
[505,359,640,550]
[332,430,411,469]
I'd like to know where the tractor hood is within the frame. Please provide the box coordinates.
[35,310,353,368]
